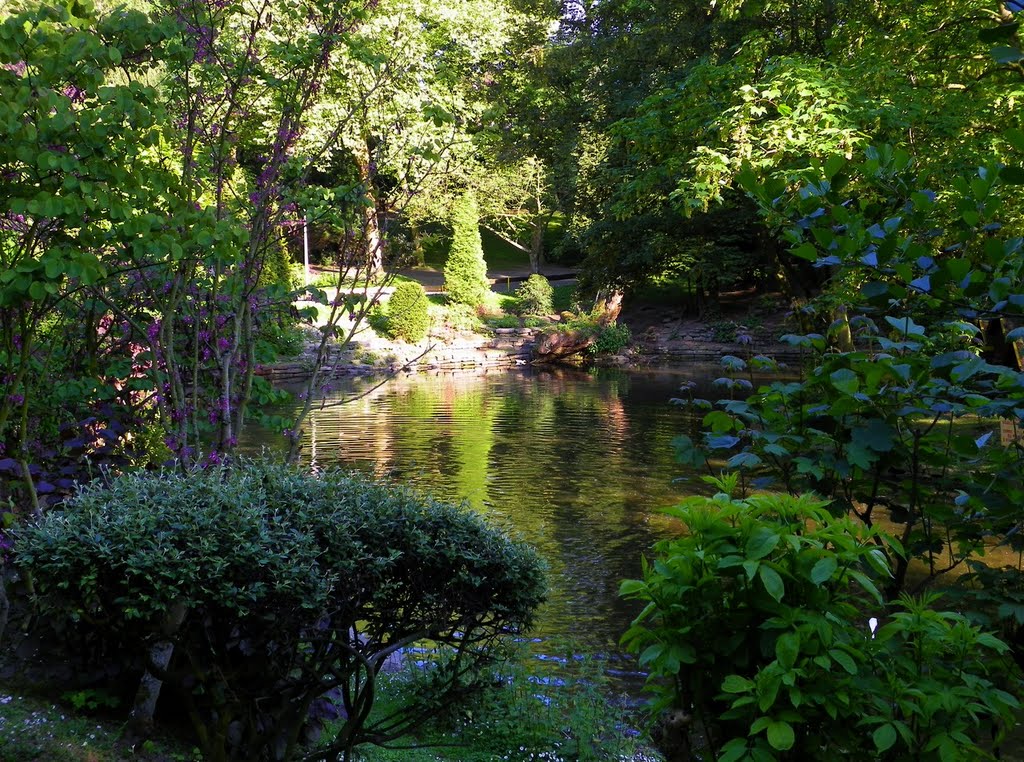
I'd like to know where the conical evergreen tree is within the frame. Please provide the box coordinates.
[443,191,490,306]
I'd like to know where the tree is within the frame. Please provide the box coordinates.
[443,191,490,306]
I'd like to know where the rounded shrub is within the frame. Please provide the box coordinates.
[443,191,490,306]
[512,274,554,316]
[386,280,430,342]
[15,461,546,762]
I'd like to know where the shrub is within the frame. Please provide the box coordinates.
[15,461,546,762]
[588,323,631,355]
[512,274,554,316]
[621,475,1020,761]
[440,302,484,333]
[443,192,490,306]
[386,281,430,342]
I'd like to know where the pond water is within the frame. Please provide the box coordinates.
[244,365,720,661]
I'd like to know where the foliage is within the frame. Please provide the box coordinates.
[588,323,632,356]
[512,274,555,316]
[621,476,1020,761]
[443,192,490,307]
[385,281,430,342]
[436,302,484,334]
[14,460,546,762]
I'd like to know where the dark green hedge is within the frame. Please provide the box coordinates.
[15,461,546,761]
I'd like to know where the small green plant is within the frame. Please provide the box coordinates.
[61,688,120,712]
[512,274,554,316]
[621,475,1020,761]
[385,281,430,342]
[588,323,632,355]
[440,302,484,333]
[709,319,737,343]
[486,314,523,329]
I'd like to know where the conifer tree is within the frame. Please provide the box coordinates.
[443,191,490,306]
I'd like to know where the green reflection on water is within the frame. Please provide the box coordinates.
[245,365,720,654]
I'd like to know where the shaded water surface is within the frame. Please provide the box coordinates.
[245,365,720,655]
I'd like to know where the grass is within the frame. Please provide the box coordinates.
[417,224,533,274]
[552,284,577,313]
[0,691,197,762]
[340,646,662,762]
[0,646,662,762]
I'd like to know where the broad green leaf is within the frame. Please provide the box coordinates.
[829,368,859,395]
[759,565,785,602]
[775,632,799,668]
[873,723,898,752]
[829,648,857,674]
[766,720,795,751]
[722,674,754,693]
[747,528,781,560]
[810,557,837,585]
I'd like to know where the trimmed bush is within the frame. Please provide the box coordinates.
[386,281,430,342]
[512,274,554,316]
[15,461,546,762]
[443,192,490,306]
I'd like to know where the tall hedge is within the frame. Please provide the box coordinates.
[386,280,430,342]
[443,191,490,306]
[15,461,546,762]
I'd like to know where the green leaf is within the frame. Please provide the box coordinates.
[884,315,926,337]
[792,243,818,262]
[829,648,857,674]
[766,720,795,751]
[722,674,754,693]
[1006,128,1024,153]
[810,557,837,585]
[619,579,645,596]
[759,565,785,602]
[747,527,781,560]
[639,643,665,668]
[775,632,799,668]
[873,723,898,752]
[823,155,846,179]
[829,368,859,395]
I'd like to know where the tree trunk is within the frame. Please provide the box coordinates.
[832,305,854,352]
[0,568,9,650]
[410,219,425,267]
[352,137,383,276]
[529,216,543,274]
[595,289,624,325]
[127,600,188,736]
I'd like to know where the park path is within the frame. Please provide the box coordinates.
[396,262,577,294]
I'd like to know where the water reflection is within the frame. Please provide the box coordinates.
[246,365,722,654]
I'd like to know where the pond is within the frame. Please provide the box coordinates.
[244,365,720,661]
